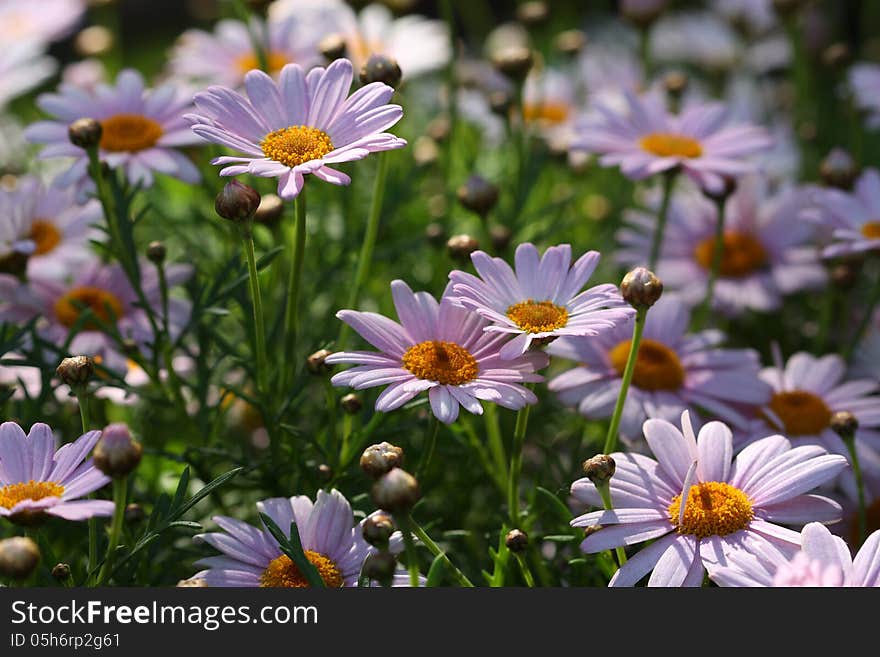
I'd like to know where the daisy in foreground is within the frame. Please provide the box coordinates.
[191,489,410,587]
[449,243,635,360]
[25,69,201,193]
[707,522,880,587]
[574,90,773,194]
[186,58,406,200]
[570,412,848,586]
[326,280,547,424]
[0,421,114,524]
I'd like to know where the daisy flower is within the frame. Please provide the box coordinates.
[0,421,114,524]
[570,412,848,586]
[0,41,57,109]
[448,243,635,360]
[0,259,191,374]
[167,15,321,90]
[617,176,826,315]
[850,63,880,129]
[24,69,202,192]
[325,279,547,425]
[0,176,101,279]
[186,58,406,200]
[573,89,773,194]
[521,68,580,153]
[547,295,771,439]
[0,0,85,46]
[650,10,742,73]
[191,489,412,587]
[707,522,880,587]
[810,168,880,258]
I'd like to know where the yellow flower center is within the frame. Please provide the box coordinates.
[693,231,768,278]
[261,125,334,168]
[768,390,832,436]
[54,286,124,329]
[402,340,479,386]
[668,481,753,539]
[522,102,570,125]
[506,299,569,333]
[639,132,703,159]
[30,219,62,255]
[99,114,164,153]
[608,338,685,391]
[862,221,880,240]
[260,551,343,588]
[0,480,65,509]
[235,50,290,75]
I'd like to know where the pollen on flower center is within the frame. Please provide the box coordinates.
[54,286,125,329]
[30,220,61,255]
[236,50,290,75]
[693,231,768,277]
[608,338,685,391]
[402,340,479,386]
[668,481,753,538]
[506,299,569,333]
[639,132,703,159]
[768,390,832,436]
[100,113,164,153]
[522,102,570,125]
[260,551,343,588]
[261,125,334,168]
[862,221,880,240]
[0,480,65,509]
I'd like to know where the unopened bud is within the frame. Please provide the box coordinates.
[362,551,397,585]
[505,528,529,553]
[307,349,333,375]
[516,1,548,26]
[68,117,103,149]
[146,241,166,264]
[822,42,851,69]
[56,355,94,388]
[490,225,512,252]
[491,46,534,81]
[360,53,402,89]
[360,441,404,478]
[316,463,333,482]
[583,524,603,538]
[0,537,40,580]
[457,175,499,216]
[582,454,616,485]
[830,257,862,289]
[663,70,689,100]
[424,222,446,247]
[254,193,284,226]
[620,267,663,308]
[0,251,29,276]
[51,562,71,581]
[820,148,859,190]
[426,116,451,142]
[319,33,347,62]
[488,89,514,116]
[702,175,738,203]
[125,503,145,523]
[621,0,668,27]
[362,512,395,548]
[341,393,363,414]
[93,423,142,478]
[830,411,858,440]
[554,29,586,57]
[215,180,261,223]
[372,467,420,513]
[446,234,480,262]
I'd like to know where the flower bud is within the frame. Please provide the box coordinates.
[177,577,209,587]
[621,0,667,27]
[620,267,663,308]
[491,46,534,81]
[830,257,862,289]
[56,355,95,388]
[701,175,738,203]
[68,117,103,149]
[822,42,851,69]
[0,251,29,276]
[554,29,586,57]
[830,411,858,440]
[0,536,40,580]
[360,54,402,89]
[488,89,514,116]
[93,423,143,478]
[425,222,447,247]
[446,234,480,262]
[426,116,451,142]
[306,348,333,375]
[371,467,420,513]
[254,193,284,226]
[457,175,499,217]
[74,25,113,57]
[505,528,529,553]
[316,463,333,482]
[215,180,261,223]
[362,512,395,548]
[319,33,347,62]
[360,441,404,479]
[51,562,71,581]
[582,454,616,485]
[516,1,548,27]
[362,551,397,585]
[146,240,166,264]
[125,503,145,523]
[663,70,689,100]
[341,393,363,414]
[490,225,512,252]
[820,148,859,190]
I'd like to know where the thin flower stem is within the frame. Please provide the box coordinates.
[397,516,421,587]
[514,552,536,587]
[507,386,534,527]
[73,386,99,582]
[648,170,677,271]
[814,282,836,354]
[596,480,628,568]
[338,152,390,351]
[405,514,474,587]
[283,190,307,384]
[843,271,880,362]
[96,477,127,586]
[416,416,440,479]
[484,404,508,482]
[603,306,648,455]
[843,437,868,548]
[695,196,728,329]
[241,226,268,397]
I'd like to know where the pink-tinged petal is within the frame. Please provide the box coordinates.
[609,532,680,587]
[304,489,353,561]
[374,379,426,412]
[644,418,698,487]
[244,69,286,130]
[335,309,410,357]
[256,497,298,537]
[26,423,56,481]
[190,568,262,587]
[447,386,483,415]
[758,494,842,524]
[277,169,305,199]
[580,521,673,552]
[498,332,531,360]
[747,453,848,506]
[195,531,268,568]
[311,166,350,185]
[45,499,115,520]
[429,386,460,424]
[192,556,266,576]
[307,59,353,128]
[572,507,669,527]
[390,279,439,342]
[747,519,802,549]
[729,434,791,491]
[324,351,400,366]
[213,516,278,561]
[279,63,309,125]
[647,535,700,587]
[49,430,102,483]
[0,421,29,483]
[851,529,880,587]
[696,421,732,483]
[800,522,853,575]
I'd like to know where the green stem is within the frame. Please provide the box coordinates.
[843,271,880,362]
[96,478,127,586]
[484,404,508,483]
[596,480,628,568]
[283,191,307,383]
[406,515,474,587]
[507,388,533,527]
[398,517,421,587]
[514,552,535,587]
[416,416,440,479]
[73,386,98,582]
[814,281,837,354]
[648,170,676,271]
[695,196,728,329]
[241,225,268,397]
[338,153,390,351]
[603,306,648,455]
[843,437,867,548]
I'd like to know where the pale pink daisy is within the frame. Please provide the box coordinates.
[449,243,634,360]
[850,63,880,129]
[810,168,880,258]
[570,412,848,586]
[707,522,880,587]
[574,90,773,194]
[0,41,57,109]
[186,58,406,200]
[0,0,85,46]
[0,421,114,523]
[326,280,547,425]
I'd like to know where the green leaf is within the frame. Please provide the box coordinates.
[171,467,242,520]
[425,554,447,587]
[535,486,573,523]
[170,467,191,512]
[259,513,326,588]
